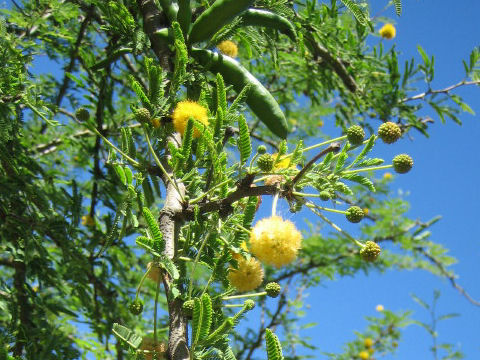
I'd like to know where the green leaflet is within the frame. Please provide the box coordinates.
[265,328,284,360]
[237,115,251,165]
[216,73,228,114]
[188,0,254,44]
[214,106,225,142]
[129,75,152,111]
[179,118,194,171]
[341,173,376,192]
[393,0,402,16]
[240,9,297,42]
[291,140,304,166]
[190,50,288,138]
[142,207,164,252]
[340,0,368,25]
[193,294,213,346]
[202,317,234,345]
[350,135,375,167]
[114,164,126,185]
[112,324,143,349]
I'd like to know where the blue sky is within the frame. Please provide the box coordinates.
[3,0,480,359]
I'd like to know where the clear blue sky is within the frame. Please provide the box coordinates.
[5,0,480,359]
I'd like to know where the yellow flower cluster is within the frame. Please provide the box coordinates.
[217,40,238,58]
[379,23,396,39]
[358,350,370,359]
[250,216,302,268]
[228,256,264,292]
[81,215,95,227]
[172,101,209,138]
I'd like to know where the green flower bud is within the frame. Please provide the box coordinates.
[346,206,364,223]
[378,122,401,144]
[265,282,281,298]
[244,299,255,310]
[182,299,195,317]
[129,299,144,315]
[360,241,381,262]
[134,107,151,123]
[257,145,267,154]
[257,154,274,172]
[75,108,90,122]
[392,154,413,174]
[346,125,365,145]
[319,190,331,201]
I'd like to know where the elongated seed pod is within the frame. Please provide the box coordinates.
[191,48,288,139]
[240,9,297,42]
[188,0,254,44]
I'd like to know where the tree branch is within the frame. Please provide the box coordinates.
[402,80,480,102]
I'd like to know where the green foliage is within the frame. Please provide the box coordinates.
[0,1,477,359]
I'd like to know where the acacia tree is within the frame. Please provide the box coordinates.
[1,1,479,359]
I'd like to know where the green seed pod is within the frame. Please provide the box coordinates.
[360,241,381,262]
[257,154,274,172]
[378,122,401,144]
[75,108,90,122]
[346,206,364,223]
[392,154,413,174]
[346,125,365,145]
[257,145,267,154]
[240,9,297,42]
[191,49,288,139]
[129,299,144,315]
[265,282,281,298]
[188,0,254,44]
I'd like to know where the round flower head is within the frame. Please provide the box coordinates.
[250,216,302,268]
[378,121,401,144]
[75,108,90,122]
[228,256,264,292]
[392,154,413,174]
[376,304,384,312]
[346,206,365,223]
[129,299,144,315]
[346,125,365,145]
[81,215,95,227]
[358,350,370,360]
[364,338,374,348]
[217,40,238,58]
[273,153,294,170]
[360,241,381,262]
[265,282,281,298]
[379,23,396,39]
[172,101,209,138]
[134,107,151,123]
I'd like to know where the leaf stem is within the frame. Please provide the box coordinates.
[342,164,393,175]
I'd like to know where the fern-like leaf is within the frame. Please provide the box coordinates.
[199,293,213,341]
[95,198,127,257]
[217,73,228,114]
[142,207,164,252]
[179,118,194,170]
[340,0,368,25]
[237,115,251,164]
[393,0,402,16]
[265,328,284,360]
[214,107,225,142]
[112,324,143,349]
[351,134,375,167]
[129,75,152,111]
[342,173,376,192]
[192,297,204,345]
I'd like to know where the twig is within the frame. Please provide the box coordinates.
[402,80,480,102]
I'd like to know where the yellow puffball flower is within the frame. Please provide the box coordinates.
[379,23,396,39]
[383,172,393,180]
[81,215,95,227]
[376,304,384,312]
[363,208,369,216]
[217,40,238,58]
[172,100,209,138]
[151,118,161,129]
[272,153,296,170]
[364,338,374,348]
[228,256,264,292]
[250,216,302,268]
[358,350,370,360]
